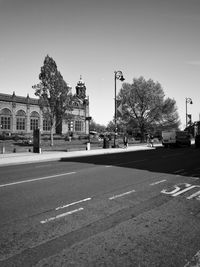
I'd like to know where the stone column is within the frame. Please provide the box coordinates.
[12,102,16,133]
[26,104,30,134]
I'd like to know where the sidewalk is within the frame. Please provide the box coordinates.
[0,144,160,167]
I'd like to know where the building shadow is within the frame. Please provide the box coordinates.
[60,146,200,179]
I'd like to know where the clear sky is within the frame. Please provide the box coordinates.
[0,0,200,128]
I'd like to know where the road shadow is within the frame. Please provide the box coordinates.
[60,146,200,179]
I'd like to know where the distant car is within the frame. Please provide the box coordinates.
[195,134,200,148]
[22,138,33,146]
[89,131,98,136]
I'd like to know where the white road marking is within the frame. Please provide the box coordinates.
[172,185,197,197]
[150,179,166,186]
[186,190,200,200]
[184,250,200,267]
[161,185,183,195]
[40,207,83,224]
[162,183,200,200]
[0,172,76,188]
[56,197,91,211]
[109,190,135,200]
[105,165,112,168]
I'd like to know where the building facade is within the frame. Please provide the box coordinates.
[0,76,90,136]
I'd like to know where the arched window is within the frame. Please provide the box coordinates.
[16,110,26,131]
[30,111,40,130]
[16,110,26,116]
[0,108,11,130]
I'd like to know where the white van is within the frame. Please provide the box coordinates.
[162,131,191,147]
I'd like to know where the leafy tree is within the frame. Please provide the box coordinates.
[106,120,126,134]
[106,121,115,132]
[32,55,72,146]
[89,119,106,133]
[117,76,180,141]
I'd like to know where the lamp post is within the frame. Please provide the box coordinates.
[85,116,92,150]
[185,97,193,127]
[114,70,125,148]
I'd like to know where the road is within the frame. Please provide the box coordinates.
[0,146,200,266]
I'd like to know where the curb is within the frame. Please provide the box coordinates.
[0,145,157,167]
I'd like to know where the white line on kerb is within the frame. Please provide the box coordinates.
[56,197,91,211]
[40,207,83,224]
[150,179,166,186]
[109,190,135,200]
[0,172,76,188]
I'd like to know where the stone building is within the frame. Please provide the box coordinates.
[0,76,90,136]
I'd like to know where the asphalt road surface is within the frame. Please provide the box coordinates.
[0,146,200,266]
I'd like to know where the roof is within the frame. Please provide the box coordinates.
[0,93,39,105]
[0,92,87,109]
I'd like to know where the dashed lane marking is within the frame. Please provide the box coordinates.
[40,207,84,224]
[109,190,135,200]
[150,179,167,186]
[0,172,76,188]
[56,197,91,211]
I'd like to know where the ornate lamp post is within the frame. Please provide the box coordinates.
[114,70,125,148]
[185,97,193,127]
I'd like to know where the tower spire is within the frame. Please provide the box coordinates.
[76,75,86,99]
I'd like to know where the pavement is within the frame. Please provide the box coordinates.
[0,143,160,167]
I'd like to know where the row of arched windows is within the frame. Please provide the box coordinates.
[0,108,50,132]
[0,108,84,133]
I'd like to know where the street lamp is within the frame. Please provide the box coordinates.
[185,97,193,127]
[114,70,125,148]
